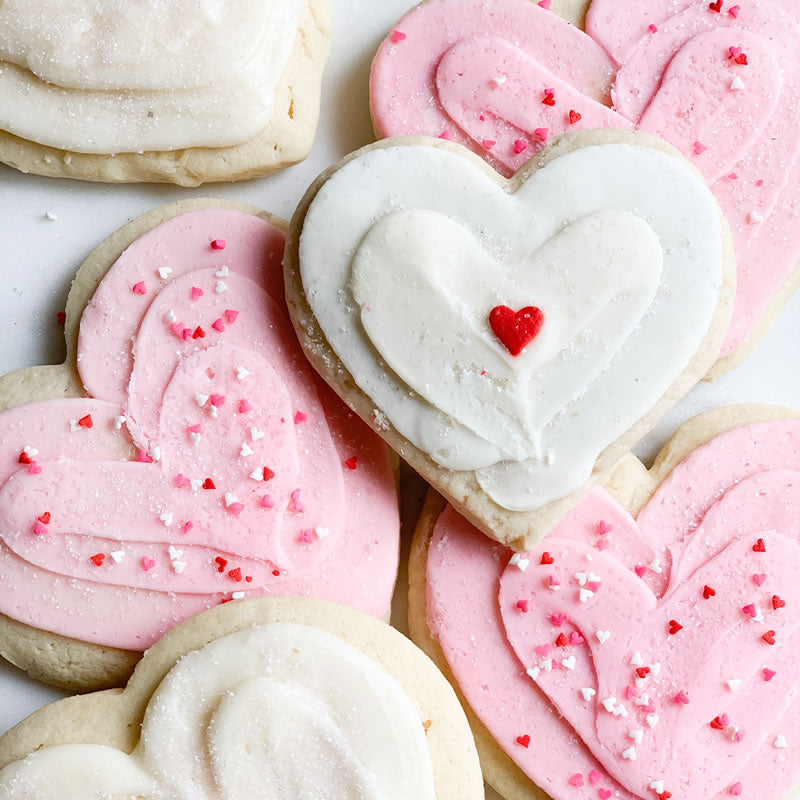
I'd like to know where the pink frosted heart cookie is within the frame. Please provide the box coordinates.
[410,405,800,800]
[0,199,399,690]
[371,0,800,375]
[286,131,734,550]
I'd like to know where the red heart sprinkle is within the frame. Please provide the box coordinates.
[489,305,545,356]
[540,551,554,565]
[634,564,647,578]
[192,326,206,339]
[703,585,716,599]
[709,0,723,11]
[710,714,728,730]
[568,109,582,125]
[772,595,786,610]
[344,456,358,470]
[516,734,530,748]
[272,569,281,576]
[753,538,766,552]
[56,311,66,326]
[18,450,31,464]
[202,478,216,490]
[90,553,105,566]
[542,91,556,106]
[214,556,228,573]
[635,667,650,679]
[762,630,776,645]
[659,793,672,800]
[262,467,275,481]
[734,53,748,65]
[555,632,569,647]
[37,512,51,525]
[78,414,93,429]
[228,567,243,582]
[668,619,683,635]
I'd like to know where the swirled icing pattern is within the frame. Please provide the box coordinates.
[0,623,437,799]
[0,0,303,152]
[0,209,398,650]
[371,0,800,360]
[426,418,800,799]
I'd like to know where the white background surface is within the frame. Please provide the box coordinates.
[0,0,799,794]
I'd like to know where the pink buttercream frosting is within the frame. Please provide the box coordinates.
[427,418,800,799]
[370,0,800,358]
[0,209,399,650]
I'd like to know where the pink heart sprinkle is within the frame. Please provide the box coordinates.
[538,0,551,8]
[390,29,406,43]
[763,668,777,681]
[742,603,757,617]
[33,520,48,536]
[730,782,743,795]
[187,424,202,434]
[224,309,239,324]
[210,238,226,250]
[596,520,613,536]
[191,287,203,301]
[298,529,313,544]
[734,729,745,742]
[132,281,146,295]
[516,599,529,612]
[260,494,275,509]
[548,576,560,588]
[535,644,551,657]
[141,557,156,571]
[550,613,567,626]
[729,46,743,58]
[625,685,638,700]
[752,573,767,586]
[482,139,497,150]
[599,790,612,800]
[28,461,42,475]
[228,502,245,517]
[644,702,656,714]
[634,564,647,578]
[175,473,189,488]
[290,489,304,513]
[728,172,739,180]
[648,23,658,32]
[534,127,549,142]
[694,141,707,155]
[568,774,584,787]
[169,322,184,337]
[588,770,602,786]
[294,410,308,424]
[569,631,584,645]
[674,690,690,704]
[439,130,453,140]
[587,581,601,592]
[211,318,226,332]
[183,521,194,534]
[513,139,528,155]
[596,539,610,551]
[182,328,192,341]
[238,399,252,413]
[136,449,152,463]
[719,713,730,726]
[209,393,226,407]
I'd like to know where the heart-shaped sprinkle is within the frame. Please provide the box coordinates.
[141,556,156,571]
[175,473,189,488]
[489,305,544,357]
[762,630,776,645]
[215,280,229,294]
[709,0,723,12]
[763,668,777,681]
[224,492,237,508]
[568,773,583,786]
[703,585,716,599]
[753,538,767,552]
[710,714,729,730]
[668,619,683,635]
[240,443,254,458]
[158,267,172,279]
[568,109,581,125]
[250,426,264,441]
[726,678,742,692]
[635,667,650,679]
[224,309,239,324]
[742,603,757,617]
[210,238,226,250]
[674,690,690,704]
[772,595,786,610]
[621,746,636,760]
[202,478,215,490]
[650,780,665,794]
[168,546,183,561]
[228,567,243,582]
[211,318,226,332]
[191,287,204,301]
[516,734,530,748]
[540,552,554,565]
[215,266,230,278]
[596,630,611,644]
[729,4,741,17]
[730,782,743,795]
[37,512,51,525]
[110,551,125,563]
[131,281,146,295]
[580,688,596,701]
[90,553,105,566]
[599,790,612,800]
[229,502,245,516]
[646,714,659,728]
[588,770,602,786]
[562,656,576,671]
[509,553,529,571]
[752,573,767,586]
[513,139,528,155]
[775,734,788,749]
[160,512,173,527]
[629,729,643,744]
[569,631,584,645]
[78,414,93,429]
[630,652,644,666]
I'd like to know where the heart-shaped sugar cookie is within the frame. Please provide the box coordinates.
[370,0,800,375]
[0,199,399,691]
[412,405,800,800]
[0,597,483,800]
[286,131,734,549]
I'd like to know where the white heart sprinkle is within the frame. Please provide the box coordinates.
[601,696,617,713]
[775,735,788,749]
[750,610,765,624]
[587,572,600,583]
[69,419,79,432]
[110,551,125,563]
[727,678,742,692]
[574,572,588,586]
[148,445,161,462]
[630,651,644,666]
[113,416,126,430]
[160,512,173,527]
[651,662,662,677]
[646,714,660,729]
[749,211,764,225]
[596,630,611,644]
[240,443,254,457]
[579,588,594,603]
[249,469,264,481]
[215,280,229,294]
[561,656,576,671]
[231,591,245,600]
[613,704,628,718]
[236,366,250,380]
[539,659,553,672]
[580,688,596,702]
[527,666,540,681]
[250,426,264,441]
[224,492,238,507]
[621,747,636,761]
[195,393,209,407]
[164,309,177,323]
[629,729,644,744]
[22,446,38,456]
[314,526,330,539]
[731,76,745,90]
[158,267,172,279]
[509,553,529,572]
[635,677,647,688]
[491,75,507,85]
[650,780,664,793]
[172,560,186,574]
[208,405,219,419]
[189,432,201,446]
[189,478,202,492]
[168,546,183,561]
[635,693,650,706]
[649,559,662,574]
[215,266,230,278]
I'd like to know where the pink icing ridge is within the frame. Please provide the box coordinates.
[427,418,800,799]
[370,0,800,359]
[0,209,399,650]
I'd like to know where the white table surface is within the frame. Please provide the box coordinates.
[0,1,799,795]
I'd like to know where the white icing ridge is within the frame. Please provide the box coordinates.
[299,143,725,511]
[0,624,437,800]
[0,0,304,153]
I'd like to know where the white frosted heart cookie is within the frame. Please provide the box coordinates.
[285,130,736,550]
[0,596,484,800]
[0,0,330,185]
[0,198,400,692]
